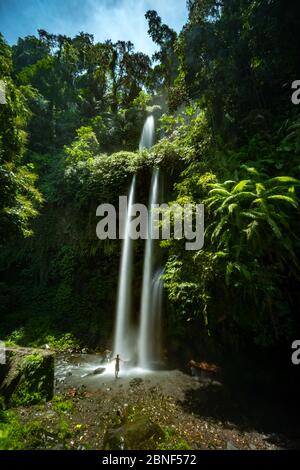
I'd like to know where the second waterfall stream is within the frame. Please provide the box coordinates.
[112,115,164,371]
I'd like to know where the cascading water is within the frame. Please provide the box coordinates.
[149,268,164,365]
[113,115,155,365]
[138,168,160,369]
[139,115,155,151]
[113,175,136,360]
[112,114,164,372]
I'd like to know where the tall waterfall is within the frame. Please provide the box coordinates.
[113,114,164,371]
[138,168,160,368]
[113,175,136,360]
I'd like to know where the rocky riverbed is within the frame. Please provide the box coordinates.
[2,353,298,450]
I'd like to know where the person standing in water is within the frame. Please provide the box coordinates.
[114,354,122,378]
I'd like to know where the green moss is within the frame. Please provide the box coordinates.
[57,417,72,441]
[52,396,74,414]
[158,427,191,450]
[0,407,75,450]
[9,353,54,407]
[0,411,25,450]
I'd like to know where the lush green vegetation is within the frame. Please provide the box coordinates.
[0,396,74,450]
[1,0,300,362]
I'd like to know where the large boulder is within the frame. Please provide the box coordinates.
[0,347,54,407]
[104,416,165,450]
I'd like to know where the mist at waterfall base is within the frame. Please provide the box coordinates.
[103,115,165,377]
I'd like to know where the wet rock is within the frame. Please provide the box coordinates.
[0,347,54,407]
[55,378,65,385]
[92,367,105,375]
[83,367,105,378]
[104,416,165,450]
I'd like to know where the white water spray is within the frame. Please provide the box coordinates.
[113,175,136,360]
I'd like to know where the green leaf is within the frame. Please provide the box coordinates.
[267,195,298,208]
[232,180,251,193]
[266,216,282,239]
[268,176,300,184]
[228,203,238,214]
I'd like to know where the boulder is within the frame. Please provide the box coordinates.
[0,347,54,407]
[83,367,106,378]
[188,360,220,381]
[92,367,105,375]
[104,415,165,450]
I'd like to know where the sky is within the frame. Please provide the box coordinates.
[0,0,188,56]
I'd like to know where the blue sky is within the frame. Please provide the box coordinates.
[0,0,188,55]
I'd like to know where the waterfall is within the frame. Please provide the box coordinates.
[138,168,160,368]
[113,175,136,360]
[112,114,164,371]
[150,268,164,365]
[139,115,155,151]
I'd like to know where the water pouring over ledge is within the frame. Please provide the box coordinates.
[139,115,155,152]
[138,167,160,369]
[110,115,164,374]
[138,115,163,370]
[113,175,136,361]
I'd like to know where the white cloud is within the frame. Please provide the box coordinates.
[2,0,188,55]
[82,0,188,55]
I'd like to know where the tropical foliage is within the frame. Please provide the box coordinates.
[0,0,300,356]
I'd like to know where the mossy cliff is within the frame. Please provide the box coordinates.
[0,348,54,407]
